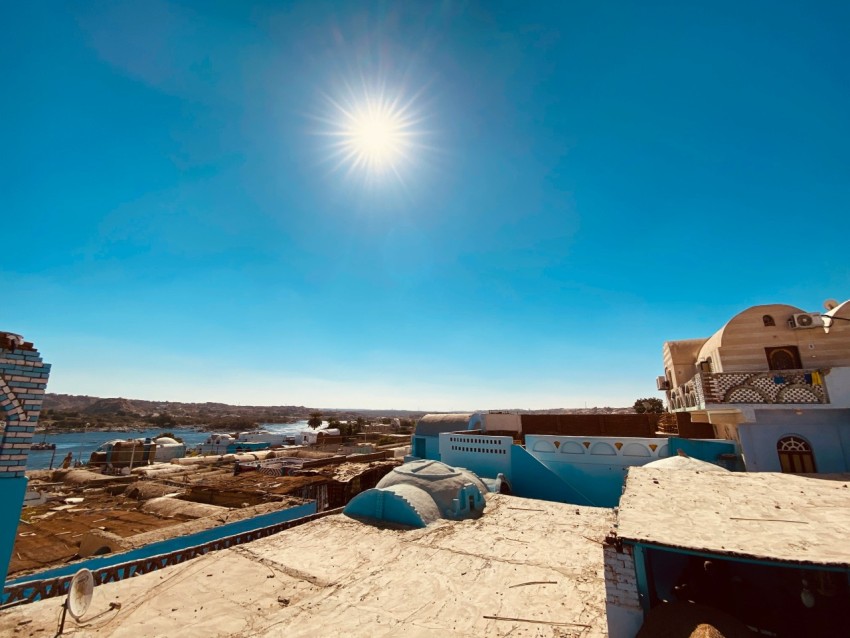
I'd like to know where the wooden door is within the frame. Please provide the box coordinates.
[765,346,802,370]
[777,436,817,473]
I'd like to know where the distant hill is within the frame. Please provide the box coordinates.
[82,397,142,416]
[42,394,100,412]
[41,394,425,421]
[42,394,310,418]
[43,394,629,419]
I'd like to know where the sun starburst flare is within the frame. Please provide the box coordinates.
[320,86,428,184]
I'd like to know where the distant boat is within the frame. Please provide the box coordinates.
[89,436,187,468]
[30,441,56,451]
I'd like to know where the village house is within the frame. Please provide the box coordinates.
[659,299,850,473]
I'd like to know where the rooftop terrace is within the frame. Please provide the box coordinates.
[1,494,614,637]
[616,467,850,567]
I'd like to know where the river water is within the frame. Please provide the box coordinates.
[25,421,311,470]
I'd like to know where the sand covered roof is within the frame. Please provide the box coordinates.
[0,494,614,637]
[616,467,850,567]
[643,455,728,472]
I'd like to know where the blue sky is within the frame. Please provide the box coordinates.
[3,1,849,410]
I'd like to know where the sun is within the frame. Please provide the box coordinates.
[322,88,424,181]
[345,105,406,169]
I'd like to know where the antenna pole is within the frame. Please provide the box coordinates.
[56,599,68,636]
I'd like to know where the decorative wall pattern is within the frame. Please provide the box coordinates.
[527,436,669,462]
[1,334,51,587]
[0,336,51,477]
[669,369,829,411]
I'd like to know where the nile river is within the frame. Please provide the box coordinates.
[26,421,310,470]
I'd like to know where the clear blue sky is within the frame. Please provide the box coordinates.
[3,1,849,410]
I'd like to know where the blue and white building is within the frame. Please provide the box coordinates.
[409,412,735,507]
[661,299,850,474]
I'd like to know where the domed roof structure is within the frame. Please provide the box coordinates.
[344,460,488,528]
[644,455,728,472]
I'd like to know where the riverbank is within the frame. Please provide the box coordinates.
[37,419,303,434]
[27,422,312,470]
[37,424,205,434]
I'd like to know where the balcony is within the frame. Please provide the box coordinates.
[669,369,829,411]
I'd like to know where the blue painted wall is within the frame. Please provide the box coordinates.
[840,426,850,470]
[741,410,850,472]
[529,459,626,507]
[418,430,736,507]
[667,438,740,471]
[344,489,427,528]
[526,436,672,508]
[0,478,27,586]
[4,500,316,596]
[412,435,442,461]
[509,446,594,506]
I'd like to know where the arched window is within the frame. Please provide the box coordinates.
[763,315,776,327]
[777,436,816,473]
[766,346,802,370]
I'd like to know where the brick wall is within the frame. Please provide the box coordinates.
[519,414,661,439]
[603,539,647,636]
[603,542,640,611]
[0,333,51,477]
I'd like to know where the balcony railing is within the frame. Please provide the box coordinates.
[668,369,829,410]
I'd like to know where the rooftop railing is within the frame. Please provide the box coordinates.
[668,369,829,411]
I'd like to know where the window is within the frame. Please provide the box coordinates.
[763,315,776,327]
[777,436,817,473]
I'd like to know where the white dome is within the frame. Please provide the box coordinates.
[345,460,488,528]
[376,460,488,519]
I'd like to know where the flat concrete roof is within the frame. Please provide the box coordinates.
[0,494,614,637]
[414,413,473,436]
[616,467,850,567]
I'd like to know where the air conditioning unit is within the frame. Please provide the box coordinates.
[656,376,670,391]
[790,313,825,329]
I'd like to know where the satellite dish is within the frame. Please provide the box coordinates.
[824,299,839,311]
[67,569,94,619]
[57,569,94,635]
